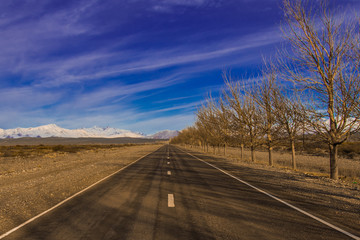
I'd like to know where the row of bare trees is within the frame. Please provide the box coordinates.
[171,69,305,167]
[171,0,360,180]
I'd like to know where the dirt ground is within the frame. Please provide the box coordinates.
[0,143,162,234]
[186,145,360,185]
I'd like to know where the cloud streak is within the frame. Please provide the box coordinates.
[13,25,283,89]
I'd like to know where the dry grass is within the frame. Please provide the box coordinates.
[0,143,142,158]
[184,145,360,185]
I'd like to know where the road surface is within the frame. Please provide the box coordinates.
[2,145,359,239]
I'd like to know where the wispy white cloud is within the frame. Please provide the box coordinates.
[19,25,282,88]
[0,108,58,129]
[59,74,186,110]
[161,0,207,6]
[0,87,63,110]
[125,113,196,134]
[0,1,102,76]
[154,95,201,104]
[151,0,212,12]
[143,101,203,114]
[0,0,283,88]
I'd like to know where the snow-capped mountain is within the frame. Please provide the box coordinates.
[81,126,145,138]
[0,124,146,139]
[150,130,180,139]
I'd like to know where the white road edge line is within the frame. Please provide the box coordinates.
[167,170,171,175]
[178,147,360,240]
[0,146,163,239]
[168,194,175,207]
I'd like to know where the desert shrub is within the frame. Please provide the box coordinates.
[52,145,66,152]
[0,143,142,158]
[339,142,360,159]
[2,149,14,157]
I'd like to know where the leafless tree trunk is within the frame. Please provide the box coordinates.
[301,121,305,153]
[230,118,246,162]
[329,144,338,178]
[290,137,296,169]
[240,143,244,162]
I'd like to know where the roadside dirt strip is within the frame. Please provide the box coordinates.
[1,144,359,239]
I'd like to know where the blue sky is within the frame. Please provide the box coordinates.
[0,0,358,134]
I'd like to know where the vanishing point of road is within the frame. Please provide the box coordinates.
[1,145,359,239]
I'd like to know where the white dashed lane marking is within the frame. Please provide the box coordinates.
[168,194,175,207]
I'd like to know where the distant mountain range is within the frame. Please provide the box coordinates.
[0,124,179,140]
[150,130,180,139]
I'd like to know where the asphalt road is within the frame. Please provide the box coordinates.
[2,145,358,239]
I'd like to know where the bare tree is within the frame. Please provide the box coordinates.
[170,127,195,146]
[229,111,246,161]
[194,120,209,152]
[196,104,216,151]
[213,97,232,155]
[253,61,280,166]
[273,89,306,169]
[224,77,264,162]
[282,0,360,179]
[221,74,247,161]
[196,99,226,154]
